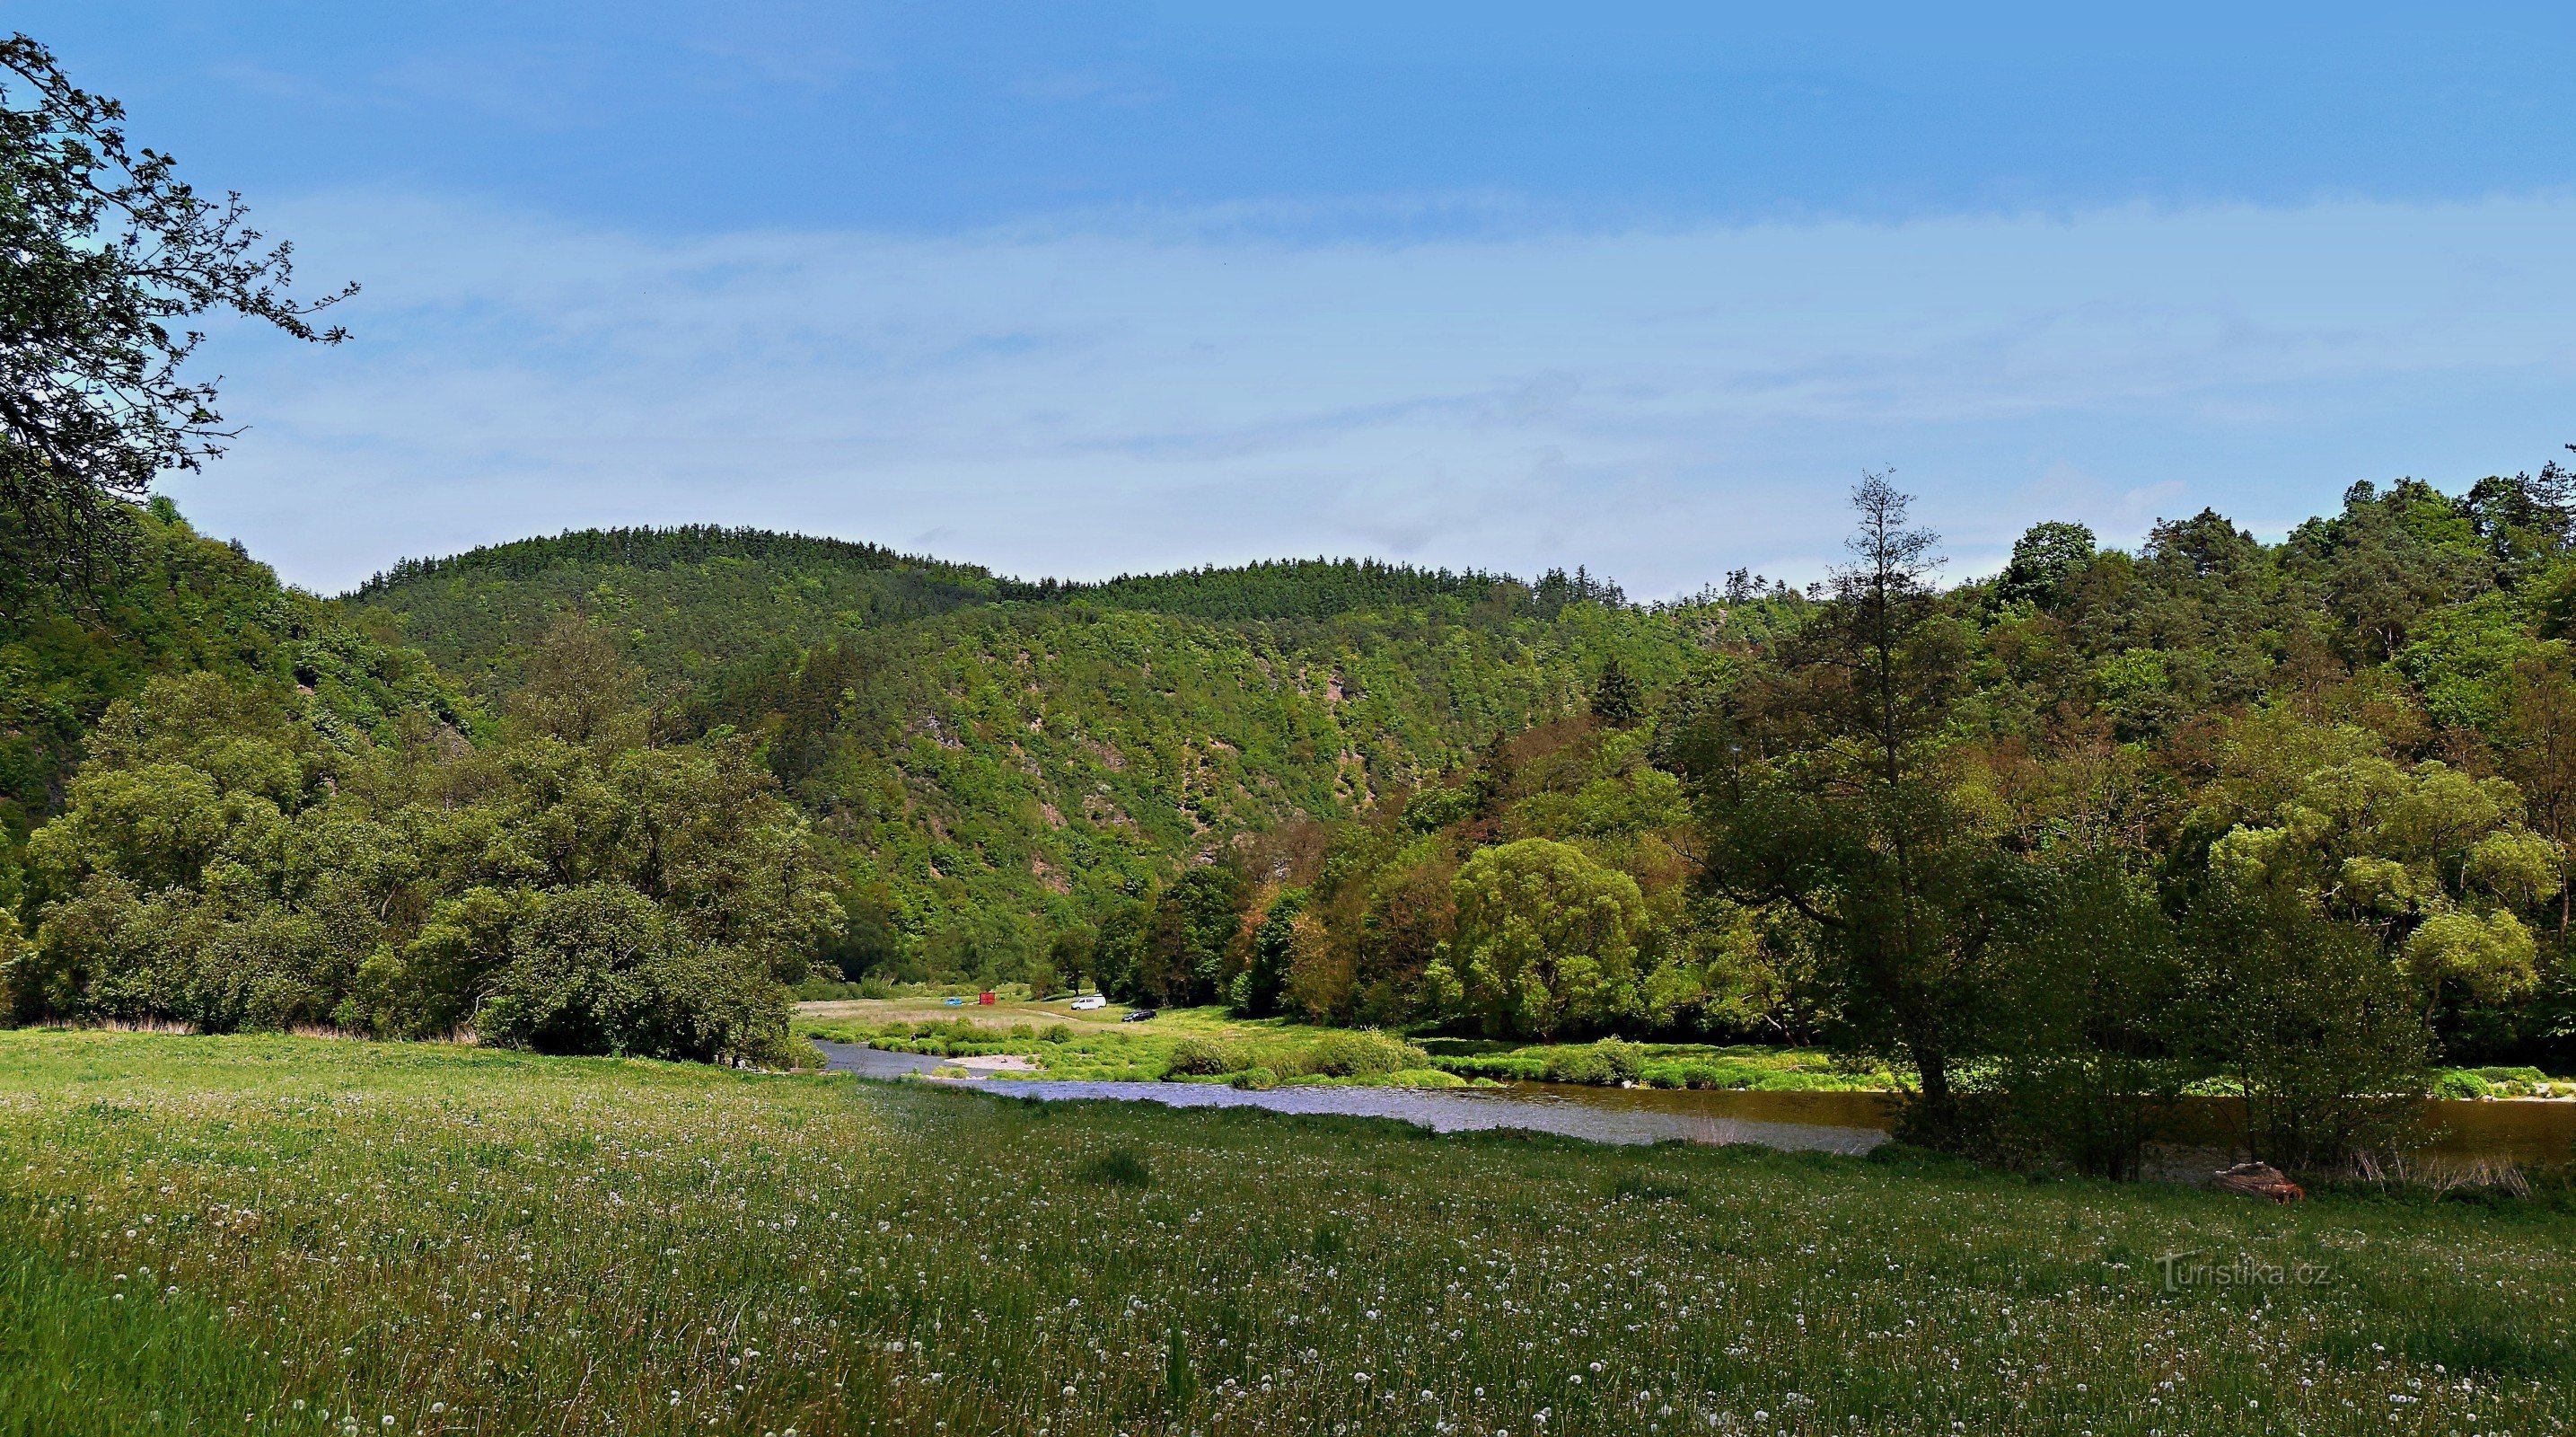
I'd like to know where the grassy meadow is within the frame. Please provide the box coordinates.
[4,1031,2573,1437]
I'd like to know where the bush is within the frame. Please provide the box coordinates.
[2434,1070,2496,1100]
[1041,1024,1073,1044]
[1540,1046,1615,1085]
[2186,889,2430,1170]
[1165,1037,1244,1076]
[791,976,871,1001]
[1594,1038,1648,1081]
[1300,1030,1428,1078]
[14,668,833,1067]
[1229,1066,1279,1090]
[478,886,664,1056]
[1529,1040,1649,1086]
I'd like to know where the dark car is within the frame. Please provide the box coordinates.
[1121,1009,1157,1023]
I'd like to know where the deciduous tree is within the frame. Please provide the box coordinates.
[1,34,352,592]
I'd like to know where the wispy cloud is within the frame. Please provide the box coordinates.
[178,190,2576,595]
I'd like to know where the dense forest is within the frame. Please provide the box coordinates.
[349,534,1768,982]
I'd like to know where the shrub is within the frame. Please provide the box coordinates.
[478,886,664,1057]
[790,976,870,1001]
[2434,1070,2496,1100]
[2185,888,2430,1170]
[1300,1030,1428,1078]
[1165,1037,1244,1076]
[1229,1066,1279,1090]
[1530,1040,1649,1086]
[1594,1039,1648,1081]
[15,668,833,1066]
[1541,1046,1615,1085]
[1041,1024,1073,1044]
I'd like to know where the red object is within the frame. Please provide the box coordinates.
[2213,1162,2304,1203]
[978,992,996,1005]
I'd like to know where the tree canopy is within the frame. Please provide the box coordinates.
[0,34,351,589]
[8,622,836,1063]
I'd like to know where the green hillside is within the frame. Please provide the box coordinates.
[349,531,1788,972]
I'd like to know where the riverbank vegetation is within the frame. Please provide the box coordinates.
[795,1001,1456,1086]
[5,1030,2573,1437]
[796,997,1889,1089]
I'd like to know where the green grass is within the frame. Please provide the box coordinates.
[795,1001,1889,1090]
[795,1001,1446,1083]
[1416,1036,1894,1091]
[3,1030,2573,1436]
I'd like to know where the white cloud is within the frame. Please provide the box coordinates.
[175,190,2576,595]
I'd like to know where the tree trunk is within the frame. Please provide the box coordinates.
[1909,1042,1960,1147]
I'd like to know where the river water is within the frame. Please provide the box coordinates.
[813,1042,2576,1167]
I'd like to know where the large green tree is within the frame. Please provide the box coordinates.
[1426,837,1648,1037]
[1685,474,2015,1143]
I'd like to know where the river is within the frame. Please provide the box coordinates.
[813,1041,2576,1167]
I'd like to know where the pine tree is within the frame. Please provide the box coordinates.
[1591,657,1642,727]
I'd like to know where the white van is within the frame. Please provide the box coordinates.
[1068,994,1108,1011]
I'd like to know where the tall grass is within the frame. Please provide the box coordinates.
[2,1029,2571,1435]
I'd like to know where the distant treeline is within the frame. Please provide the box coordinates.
[347,525,1002,598]
[1014,559,1634,622]
[352,525,1658,623]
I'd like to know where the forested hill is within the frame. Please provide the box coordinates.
[346,528,1685,692]
[344,526,1015,696]
[350,527,1782,971]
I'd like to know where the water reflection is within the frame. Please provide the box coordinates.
[813,1042,2574,1166]
[816,1042,1880,1154]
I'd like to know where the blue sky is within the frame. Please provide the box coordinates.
[22,2,2576,595]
